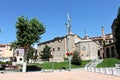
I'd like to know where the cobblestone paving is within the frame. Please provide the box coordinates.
[0,70,120,80]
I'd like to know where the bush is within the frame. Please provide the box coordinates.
[64,57,68,61]
[71,51,81,65]
[0,61,6,65]
[27,65,42,71]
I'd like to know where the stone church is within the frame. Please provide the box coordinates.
[37,13,101,62]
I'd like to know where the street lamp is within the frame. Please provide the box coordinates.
[65,12,73,71]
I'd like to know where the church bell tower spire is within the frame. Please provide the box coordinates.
[66,12,72,35]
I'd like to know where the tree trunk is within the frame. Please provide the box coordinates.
[22,45,29,72]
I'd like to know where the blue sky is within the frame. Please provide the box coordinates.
[0,0,120,44]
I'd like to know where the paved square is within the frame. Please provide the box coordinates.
[0,70,120,80]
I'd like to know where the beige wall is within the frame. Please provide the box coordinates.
[38,37,66,62]
[75,40,101,60]
[0,44,13,58]
[37,34,81,62]
[38,34,103,61]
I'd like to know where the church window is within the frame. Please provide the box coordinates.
[58,47,60,51]
[53,48,55,51]
[58,39,62,43]
[82,46,86,50]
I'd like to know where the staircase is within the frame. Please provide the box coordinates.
[85,59,103,68]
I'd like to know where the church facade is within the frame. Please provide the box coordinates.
[37,13,102,62]
[75,39,101,60]
[37,12,120,62]
[37,34,81,62]
[37,33,102,62]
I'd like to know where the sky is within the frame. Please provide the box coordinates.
[0,0,120,44]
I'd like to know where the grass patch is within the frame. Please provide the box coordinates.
[97,58,120,68]
[28,60,90,70]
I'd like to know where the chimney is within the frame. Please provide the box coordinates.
[102,26,105,41]
[102,26,106,58]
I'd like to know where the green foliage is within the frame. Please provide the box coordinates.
[115,7,120,59]
[11,16,45,62]
[15,16,46,47]
[27,46,36,62]
[10,41,19,50]
[0,61,6,65]
[64,57,68,61]
[40,45,51,62]
[97,58,120,68]
[71,51,81,65]
[28,60,91,69]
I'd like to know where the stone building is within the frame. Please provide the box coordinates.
[37,34,81,62]
[37,33,102,61]
[90,33,113,45]
[75,39,101,60]
[37,13,103,62]
[96,9,120,59]
[90,33,115,59]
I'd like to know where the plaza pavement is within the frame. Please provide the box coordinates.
[0,69,120,80]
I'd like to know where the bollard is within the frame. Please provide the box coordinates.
[112,68,117,75]
[105,68,109,74]
[22,62,27,72]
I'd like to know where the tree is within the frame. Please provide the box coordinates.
[10,41,19,50]
[27,46,36,63]
[40,45,51,62]
[13,16,46,61]
[115,7,120,59]
[71,51,81,65]
[13,16,45,72]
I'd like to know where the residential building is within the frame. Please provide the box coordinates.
[0,44,13,62]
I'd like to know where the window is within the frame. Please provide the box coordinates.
[58,47,60,51]
[109,40,112,43]
[20,58,22,61]
[106,40,108,43]
[81,54,83,56]
[82,46,86,50]
[53,48,55,51]
[13,57,17,62]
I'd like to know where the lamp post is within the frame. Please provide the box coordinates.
[65,12,73,71]
[66,52,73,71]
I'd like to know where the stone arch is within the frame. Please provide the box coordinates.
[111,46,115,57]
[106,48,110,58]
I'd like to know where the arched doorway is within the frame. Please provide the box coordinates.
[111,46,115,58]
[106,48,110,58]
[98,50,101,59]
